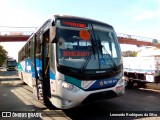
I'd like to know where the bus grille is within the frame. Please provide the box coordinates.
[81,90,117,104]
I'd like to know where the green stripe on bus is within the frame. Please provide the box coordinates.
[65,75,81,88]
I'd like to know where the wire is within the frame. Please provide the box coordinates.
[0,26,37,28]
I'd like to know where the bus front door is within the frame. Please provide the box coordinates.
[41,29,51,105]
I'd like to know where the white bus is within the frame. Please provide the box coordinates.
[6,59,17,71]
[18,14,125,109]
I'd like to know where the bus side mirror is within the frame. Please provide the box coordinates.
[50,26,57,43]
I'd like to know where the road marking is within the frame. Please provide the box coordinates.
[139,88,160,93]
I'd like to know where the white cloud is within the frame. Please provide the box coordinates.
[0,1,41,27]
[133,0,160,21]
[134,10,157,21]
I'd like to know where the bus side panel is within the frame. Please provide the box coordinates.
[35,58,42,80]
[18,62,23,80]
[18,60,25,81]
[49,43,59,106]
[50,70,56,94]
[49,70,58,105]
[18,58,35,88]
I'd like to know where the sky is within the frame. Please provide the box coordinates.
[0,0,160,60]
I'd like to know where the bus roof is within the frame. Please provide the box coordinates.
[7,59,16,62]
[20,14,114,52]
[54,14,113,28]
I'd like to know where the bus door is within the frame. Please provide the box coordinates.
[34,33,43,100]
[41,29,51,104]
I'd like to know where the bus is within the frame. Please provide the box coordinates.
[18,14,125,109]
[6,59,17,71]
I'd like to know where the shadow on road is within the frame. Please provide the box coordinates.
[0,70,20,81]
[0,70,18,76]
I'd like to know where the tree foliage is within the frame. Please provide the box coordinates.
[0,45,8,66]
[122,51,137,57]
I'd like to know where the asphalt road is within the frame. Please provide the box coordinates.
[0,69,160,120]
[63,87,160,120]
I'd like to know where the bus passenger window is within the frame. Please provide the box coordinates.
[36,34,42,54]
[28,41,31,57]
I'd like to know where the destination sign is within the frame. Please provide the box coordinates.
[63,51,90,57]
[61,21,87,28]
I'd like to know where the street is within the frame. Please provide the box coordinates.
[0,69,160,120]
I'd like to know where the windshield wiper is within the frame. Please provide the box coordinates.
[97,35,118,71]
[80,35,96,72]
[80,49,92,72]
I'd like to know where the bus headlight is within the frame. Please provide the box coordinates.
[62,81,80,93]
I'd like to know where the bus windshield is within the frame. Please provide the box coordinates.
[7,61,17,66]
[56,20,122,71]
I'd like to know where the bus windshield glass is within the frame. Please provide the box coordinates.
[56,20,122,71]
[7,61,17,66]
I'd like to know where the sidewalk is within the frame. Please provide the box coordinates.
[0,70,71,120]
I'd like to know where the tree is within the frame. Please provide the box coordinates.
[0,45,8,66]
[122,51,137,57]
